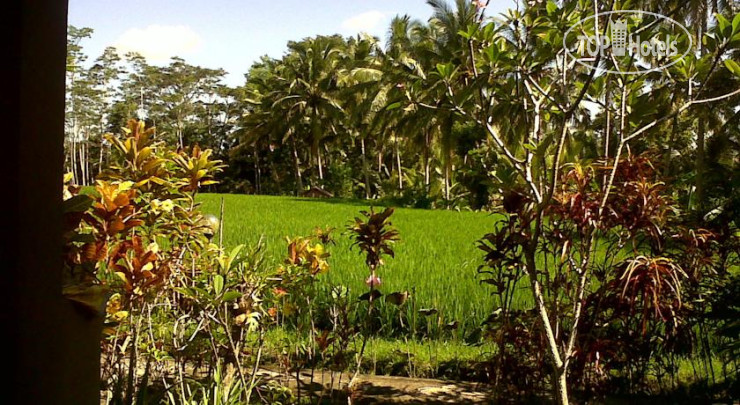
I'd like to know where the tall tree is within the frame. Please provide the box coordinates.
[276,36,346,183]
[65,26,94,185]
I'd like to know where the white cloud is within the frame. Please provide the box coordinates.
[114,25,203,62]
[340,10,387,33]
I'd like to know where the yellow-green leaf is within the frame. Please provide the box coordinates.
[725,59,740,77]
[214,274,224,295]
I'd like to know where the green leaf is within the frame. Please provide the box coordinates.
[213,275,224,295]
[222,291,242,302]
[733,13,740,34]
[219,244,245,270]
[484,43,500,63]
[546,0,558,15]
[228,245,244,265]
[193,286,208,297]
[63,194,92,213]
[174,287,195,298]
[724,59,740,77]
[435,62,453,79]
[385,101,402,111]
[716,13,731,35]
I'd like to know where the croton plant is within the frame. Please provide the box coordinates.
[62,119,224,318]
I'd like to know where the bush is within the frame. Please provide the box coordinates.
[63,119,274,404]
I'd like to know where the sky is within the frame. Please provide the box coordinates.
[68,0,514,86]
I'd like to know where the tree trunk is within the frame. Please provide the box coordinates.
[553,368,569,405]
[78,139,85,185]
[602,91,612,187]
[377,146,383,174]
[424,130,431,186]
[311,116,323,181]
[695,116,705,212]
[80,135,89,186]
[665,115,679,180]
[65,140,72,178]
[98,129,105,178]
[603,80,611,158]
[270,161,283,194]
[85,137,90,185]
[443,117,455,204]
[694,10,708,213]
[361,137,371,199]
[70,134,78,184]
[524,246,569,405]
[444,158,450,202]
[317,147,324,181]
[177,118,184,150]
[395,133,403,190]
[291,138,303,195]
[254,146,261,194]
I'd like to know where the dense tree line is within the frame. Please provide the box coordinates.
[67,0,740,214]
[65,27,238,187]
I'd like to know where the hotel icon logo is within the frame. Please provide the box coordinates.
[610,18,628,56]
[565,10,691,75]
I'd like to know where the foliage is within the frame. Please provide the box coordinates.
[477,151,739,398]
[64,0,740,402]
[348,207,400,271]
[198,193,500,336]
[63,119,283,404]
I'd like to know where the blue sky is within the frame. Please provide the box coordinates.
[68,0,514,86]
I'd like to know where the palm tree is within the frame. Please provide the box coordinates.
[421,0,479,201]
[242,57,306,195]
[338,34,385,198]
[381,15,447,193]
[382,15,428,191]
[275,36,346,183]
[639,0,737,211]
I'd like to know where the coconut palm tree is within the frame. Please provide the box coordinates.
[338,34,385,197]
[381,15,431,191]
[275,36,346,183]
[241,57,306,194]
[421,0,479,201]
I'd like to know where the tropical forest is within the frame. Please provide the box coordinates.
[63,0,740,403]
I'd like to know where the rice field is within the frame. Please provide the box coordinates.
[199,194,727,384]
[197,194,526,335]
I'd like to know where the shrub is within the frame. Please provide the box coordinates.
[63,119,275,404]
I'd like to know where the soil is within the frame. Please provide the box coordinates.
[256,368,495,404]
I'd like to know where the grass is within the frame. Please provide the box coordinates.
[197,194,733,388]
[197,193,510,380]
[260,328,494,380]
[197,193,520,335]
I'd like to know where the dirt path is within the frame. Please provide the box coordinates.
[102,359,494,403]
[348,374,493,404]
[256,368,494,404]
